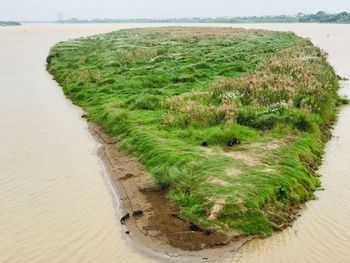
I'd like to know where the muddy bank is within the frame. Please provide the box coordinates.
[89,123,252,259]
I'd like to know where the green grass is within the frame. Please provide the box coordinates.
[47,27,340,236]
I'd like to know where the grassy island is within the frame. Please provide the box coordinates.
[47,27,342,243]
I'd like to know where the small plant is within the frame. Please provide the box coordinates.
[218,91,242,102]
[276,185,289,201]
[128,95,162,110]
[338,96,349,105]
[259,101,289,115]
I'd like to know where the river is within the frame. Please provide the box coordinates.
[0,24,158,263]
[0,23,349,263]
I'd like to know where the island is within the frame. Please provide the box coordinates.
[47,27,346,251]
[0,21,21,26]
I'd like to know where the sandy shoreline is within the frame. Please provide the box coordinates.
[88,123,252,262]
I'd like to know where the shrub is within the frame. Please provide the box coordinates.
[172,74,196,83]
[104,109,131,135]
[291,111,315,132]
[128,95,162,110]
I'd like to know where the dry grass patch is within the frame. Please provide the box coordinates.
[208,198,226,221]
[225,167,241,177]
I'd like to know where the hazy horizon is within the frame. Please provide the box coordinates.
[1,0,349,22]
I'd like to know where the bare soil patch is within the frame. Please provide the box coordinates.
[89,123,248,252]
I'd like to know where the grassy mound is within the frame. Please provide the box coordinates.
[47,27,341,236]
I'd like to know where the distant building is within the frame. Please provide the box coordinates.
[57,12,63,22]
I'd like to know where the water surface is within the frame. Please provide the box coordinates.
[0,24,157,263]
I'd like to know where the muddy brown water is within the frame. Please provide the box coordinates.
[0,23,349,263]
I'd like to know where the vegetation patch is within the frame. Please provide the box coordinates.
[0,21,21,26]
[47,27,340,239]
[58,11,350,24]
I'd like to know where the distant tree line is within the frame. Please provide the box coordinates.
[297,11,350,23]
[0,21,21,26]
[58,11,350,24]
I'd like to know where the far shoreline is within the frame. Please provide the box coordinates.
[0,21,21,27]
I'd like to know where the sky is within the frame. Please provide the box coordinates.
[1,0,349,21]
